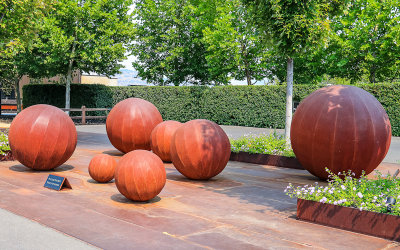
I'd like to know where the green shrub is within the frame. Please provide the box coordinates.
[23,83,400,136]
[0,132,10,156]
[23,84,113,116]
[230,132,295,157]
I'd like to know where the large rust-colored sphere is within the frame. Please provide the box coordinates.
[115,150,166,201]
[106,98,163,153]
[9,104,77,170]
[291,85,391,180]
[150,120,183,162]
[170,119,231,180]
[88,154,117,183]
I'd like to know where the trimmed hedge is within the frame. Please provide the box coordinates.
[23,83,400,136]
[23,84,113,116]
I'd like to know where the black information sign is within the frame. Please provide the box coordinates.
[44,174,72,191]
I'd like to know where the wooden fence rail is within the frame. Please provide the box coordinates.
[61,106,111,125]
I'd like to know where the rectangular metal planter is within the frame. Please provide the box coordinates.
[230,151,303,170]
[297,198,400,241]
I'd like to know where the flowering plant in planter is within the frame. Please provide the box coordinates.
[230,132,295,157]
[0,131,11,156]
[285,169,400,215]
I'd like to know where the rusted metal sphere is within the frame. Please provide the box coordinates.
[170,119,231,180]
[9,104,77,170]
[88,154,117,183]
[291,85,391,180]
[150,120,183,162]
[115,150,166,201]
[106,98,163,153]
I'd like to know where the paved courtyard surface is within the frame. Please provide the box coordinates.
[0,125,399,249]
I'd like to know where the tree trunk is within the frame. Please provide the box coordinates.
[241,42,252,85]
[65,41,77,115]
[369,69,376,84]
[65,61,73,115]
[285,57,294,146]
[245,64,251,85]
[14,75,22,113]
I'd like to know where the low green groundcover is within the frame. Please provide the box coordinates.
[0,131,10,156]
[230,132,295,157]
[285,169,400,215]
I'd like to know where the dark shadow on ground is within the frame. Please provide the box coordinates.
[9,164,74,173]
[111,193,161,204]
[87,178,115,184]
[102,150,124,156]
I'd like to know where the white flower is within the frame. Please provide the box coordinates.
[320,197,327,203]
[359,207,363,211]
[357,192,363,198]
[333,201,338,205]
[353,187,356,191]
[341,185,346,190]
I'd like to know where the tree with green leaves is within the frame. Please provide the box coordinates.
[202,0,269,85]
[242,0,347,144]
[323,0,400,83]
[0,0,52,111]
[28,0,134,111]
[132,0,214,86]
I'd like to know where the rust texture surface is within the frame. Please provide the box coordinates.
[88,154,116,183]
[0,126,397,249]
[150,120,183,162]
[8,104,77,170]
[106,98,163,153]
[291,85,392,180]
[115,150,166,201]
[297,199,400,241]
[170,119,231,180]
[230,152,303,170]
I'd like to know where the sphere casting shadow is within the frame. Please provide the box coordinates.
[291,85,391,180]
[150,120,183,162]
[9,104,77,170]
[170,119,231,180]
[115,150,166,201]
[106,98,163,153]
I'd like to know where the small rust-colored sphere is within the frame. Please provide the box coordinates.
[115,150,166,201]
[88,154,117,183]
[291,85,391,180]
[106,98,163,153]
[9,104,77,170]
[170,119,231,180]
[150,120,183,162]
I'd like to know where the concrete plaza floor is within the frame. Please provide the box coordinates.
[0,125,399,249]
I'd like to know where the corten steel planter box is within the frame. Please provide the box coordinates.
[297,199,400,241]
[230,151,303,169]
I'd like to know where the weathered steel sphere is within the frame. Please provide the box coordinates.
[88,154,117,183]
[115,150,166,201]
[150,120,183,162]
[170,119,231,180]
[291,85,391,180]
[106,98,163,153]
[9,104,77,170]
